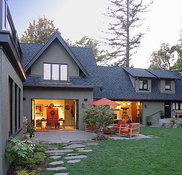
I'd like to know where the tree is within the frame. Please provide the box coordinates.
[20,16,58,44]
[149,43,175,70]
[149,43,182,72]
[83,106,115,139]
[106,0,152,67]
[69,36,109,63]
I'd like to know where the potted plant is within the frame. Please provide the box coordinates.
[160,110,165,119]
[146,116,152,126]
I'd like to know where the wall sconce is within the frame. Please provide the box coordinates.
[84,98,88,102]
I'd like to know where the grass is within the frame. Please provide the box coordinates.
[38,127,182,175]
[66,127,182,175]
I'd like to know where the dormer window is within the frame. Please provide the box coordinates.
[165,80,171,90]
[139,80,148,90]
[43,63,68,81]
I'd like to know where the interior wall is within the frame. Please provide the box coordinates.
[32,99,65,121]
[111,101,142,122]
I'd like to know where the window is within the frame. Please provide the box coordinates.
[139,80,148,90]
[165,80,171,90]
[52,64,59,80]
[44,64,51,80]
[60,65,68,81]
[15,84,18,131]
[9,77,13,136]
[172,102,182,110]
[43,63,68,81]
[18,88,21,129]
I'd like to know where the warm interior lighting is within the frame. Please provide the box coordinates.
[123,103,126,105]
[127,102,131,105]
[137,102,140,106]
[116,106,120,109]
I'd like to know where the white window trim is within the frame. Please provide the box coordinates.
[43,63,68,81]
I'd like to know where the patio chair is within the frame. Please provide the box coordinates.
[119,123,140,138]
[111,120,126,132]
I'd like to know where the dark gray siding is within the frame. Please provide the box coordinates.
[0,49,23,175]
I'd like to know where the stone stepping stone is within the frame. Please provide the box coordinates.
[63,144,85,149]
[64,155,87,160]
[49,160,64,165]
[67,153,79,156]
[50,155,61,159]
[49,152,64,156]
[67,159,81,164]
[54,173,68,175]
[47,167,66,171]
[47,147,58,150]
[78,149,92,153]
[46,149,73,153]
[85,142,98,146]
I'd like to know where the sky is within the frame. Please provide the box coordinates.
[8,0,182,68]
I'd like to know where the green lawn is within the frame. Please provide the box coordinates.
[66,127,182,175]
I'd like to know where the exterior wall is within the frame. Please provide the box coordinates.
[0,49,23,175]
[129,75,151,93]
[142,101,164,126]
[30,40,80,79]
[23,87,93,130]
[160,80,175,94]
[0,0,2,29]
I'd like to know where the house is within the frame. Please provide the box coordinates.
[21,31,182,129]
[21,32,102,130]
[0,1,26,174]
[1,1,182,174]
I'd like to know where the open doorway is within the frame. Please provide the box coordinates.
[31,99,77,130]
[110,101,142,123]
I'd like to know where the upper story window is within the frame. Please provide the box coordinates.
[165,80,171,90]
[43,63,68,81]
[139,80,148,90]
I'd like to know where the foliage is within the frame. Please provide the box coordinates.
[15,169,30,175]
[35,143,46,153]
[149,39,182,72]
[146,116,152,122]
[27,123,35,138]
[149,43,177,70]
[68,36,109,63]
[20,16,58,44]
[34,152,45,164]
[5,137,45,171]
[106,0,152,67]
[83,106,115,133]
[5,137,35,170]
[92,135,111,141]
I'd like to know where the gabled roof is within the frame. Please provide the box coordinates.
[94,66,182,101]
[124,67,156,78]
[23,32,89,76]
[147,69,181,80]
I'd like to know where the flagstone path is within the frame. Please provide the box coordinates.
[39,141,98,175]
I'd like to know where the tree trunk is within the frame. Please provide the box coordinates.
[126,0,130,68]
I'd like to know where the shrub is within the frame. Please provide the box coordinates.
[34,152,45,164]
[35,143,46,153]
[5,137,35,170]
[15,169,30,175]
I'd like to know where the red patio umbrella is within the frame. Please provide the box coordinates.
[87,98,120,106]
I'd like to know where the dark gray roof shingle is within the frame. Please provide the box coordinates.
[147,69,181,80]
[94,66,182,101]
[124,67,156,78]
